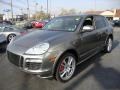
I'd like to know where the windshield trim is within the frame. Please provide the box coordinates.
[41,29,77,32]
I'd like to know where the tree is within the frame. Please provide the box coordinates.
[59,8,68,16]
[59,8,77,16]
[32,11,50,20]
[68,9,76,15]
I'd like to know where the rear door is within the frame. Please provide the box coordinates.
[94,16,108,47]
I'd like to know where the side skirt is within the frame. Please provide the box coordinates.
[76,47,102,66]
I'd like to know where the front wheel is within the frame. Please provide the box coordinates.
[104,37,113,53]
[7,34,16,42]
[55,53,76,82]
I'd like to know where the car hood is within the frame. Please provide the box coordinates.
[7,30,73,54]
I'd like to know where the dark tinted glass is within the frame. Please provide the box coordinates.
[95,16,107,29]
[4,27,14,31]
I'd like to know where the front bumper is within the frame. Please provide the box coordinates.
[7,51,54,78]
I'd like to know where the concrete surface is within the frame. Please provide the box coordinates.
[0,27,120,90]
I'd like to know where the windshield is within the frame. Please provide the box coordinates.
[43,16,81,31]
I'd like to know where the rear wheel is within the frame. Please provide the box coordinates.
[55,53,76,82]
[104,37,113,53]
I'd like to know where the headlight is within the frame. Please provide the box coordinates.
[25,43,49,55]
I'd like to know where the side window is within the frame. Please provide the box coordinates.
[4,27,14,32]
[82,16,94,27]
[82,16,95,30]
[95,16,107,29]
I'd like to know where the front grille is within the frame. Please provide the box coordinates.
[7,51,42,70]
[25,62,41,70]
[7,51,23,67]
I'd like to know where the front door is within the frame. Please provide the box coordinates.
[78,16,100,60]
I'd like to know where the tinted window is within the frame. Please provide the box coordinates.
[4,27,14,32]
[95,16,107,29]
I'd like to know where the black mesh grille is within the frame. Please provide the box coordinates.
[7,51,23,67]
[7,51,42,70]
[25,62,41,70]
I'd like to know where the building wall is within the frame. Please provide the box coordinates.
[100,10,120,20]
[100,11,114,17]
[113,17,120,20]
[113,9,120,20]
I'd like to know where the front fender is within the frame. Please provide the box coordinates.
[48,45,78,76]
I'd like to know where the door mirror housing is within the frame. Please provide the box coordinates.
[82,25,94,32]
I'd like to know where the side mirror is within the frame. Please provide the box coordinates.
[82,25,94,32]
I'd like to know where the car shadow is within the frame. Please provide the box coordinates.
[0,43,8,54]
[64,54,120,90]
[112,40,119,50]
[63,40,120,90]
[0,48,6,54]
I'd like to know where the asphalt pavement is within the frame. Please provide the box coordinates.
[0,27,120,90]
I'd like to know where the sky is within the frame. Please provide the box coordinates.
[0,0,120,15]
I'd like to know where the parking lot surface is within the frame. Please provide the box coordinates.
[0,28,120,90]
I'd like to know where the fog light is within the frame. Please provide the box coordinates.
[25,59,42,70]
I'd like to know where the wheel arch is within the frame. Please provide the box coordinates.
[105,33,113,45]
[7,33,16,42]
[109,34,113,40]
[52,49,79,77]
[7,33,16,38]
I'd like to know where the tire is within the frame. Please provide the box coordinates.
[55,53,76,82]
[7,34,16,43]
[104,37,113,53]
